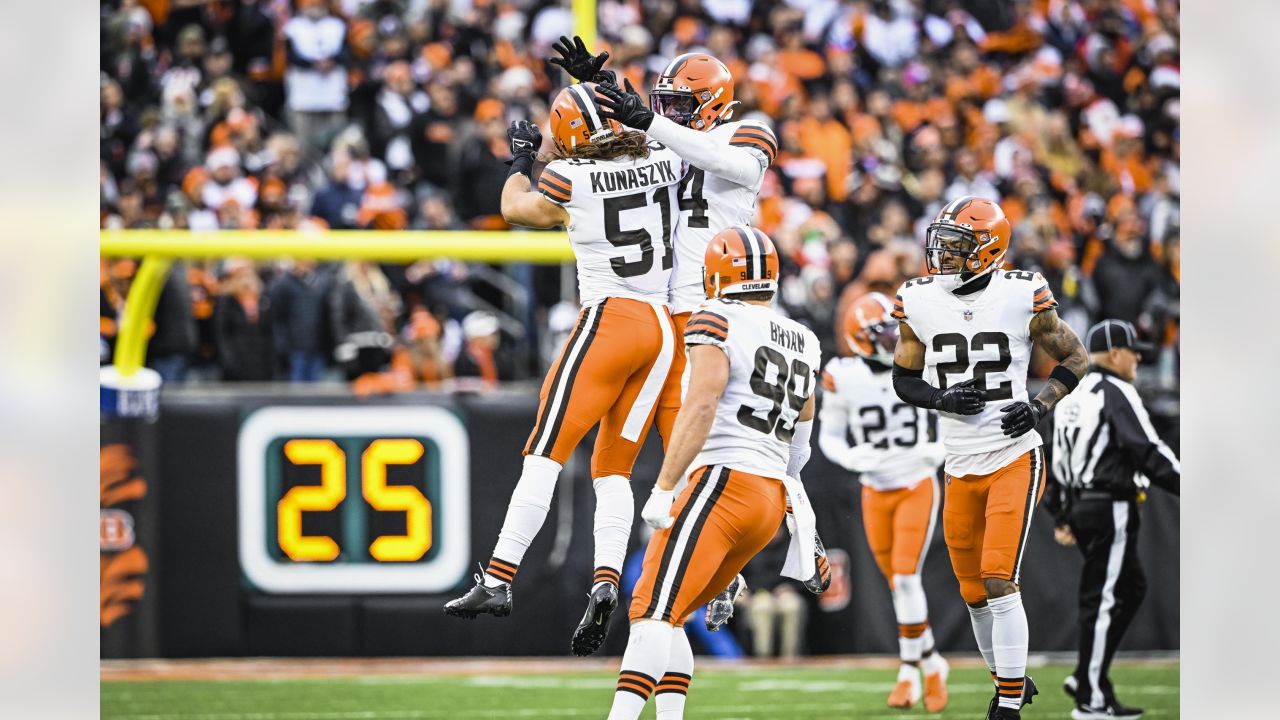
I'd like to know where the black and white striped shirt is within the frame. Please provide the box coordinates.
[1046,367,1180,502]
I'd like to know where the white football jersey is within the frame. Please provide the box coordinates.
[537,141,684,306]
[684,297,821,479]
[892,269,1059,473]
[669,120,776,313]
[819,356,942,491]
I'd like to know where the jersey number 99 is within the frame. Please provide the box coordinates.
[738,346,813,442]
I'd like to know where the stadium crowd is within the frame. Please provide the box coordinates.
[100,0,1180,390]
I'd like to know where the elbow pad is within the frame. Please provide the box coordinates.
[892,363,938,409]
[787,419,814,478]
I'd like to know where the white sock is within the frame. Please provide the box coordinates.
[989,592,1029,710]
[892,574,928,663]
[608,620,675,720]
[485,455,562,587]
[967,603,997,677]
[655,627,693,719]
[593,475,633,584]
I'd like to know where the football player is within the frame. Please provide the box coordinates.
[550,38,825,630]
[819,292,949,712]
[606,226,821,720]
[445,84,684,660]
[891,197,1089,719]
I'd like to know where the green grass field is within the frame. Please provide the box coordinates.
[102,658,1178,719]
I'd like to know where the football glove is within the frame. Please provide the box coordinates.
[641,486,676,530]
[999,399,1047,437]
[595,79,654,131]
[933,378,985,416]
[506,120,541,160]
[548,35,613,84]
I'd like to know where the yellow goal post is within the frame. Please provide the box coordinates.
[99,229,572,378]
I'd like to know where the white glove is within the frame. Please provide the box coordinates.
[641,486,676,529]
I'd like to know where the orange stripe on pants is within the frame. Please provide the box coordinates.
[630,465,787,624]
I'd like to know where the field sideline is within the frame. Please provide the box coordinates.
[102,655,1179,719]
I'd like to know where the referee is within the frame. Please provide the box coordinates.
[1043,319,1180,720]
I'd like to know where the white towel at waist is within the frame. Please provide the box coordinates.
[779,474,817,583]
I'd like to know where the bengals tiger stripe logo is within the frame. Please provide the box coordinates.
[100,443,149,628]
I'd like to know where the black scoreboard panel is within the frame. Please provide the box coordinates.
[238,407,469,594]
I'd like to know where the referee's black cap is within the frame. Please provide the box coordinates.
[1086,319,1155,355]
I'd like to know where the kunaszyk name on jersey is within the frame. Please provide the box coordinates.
[588,162,678,194]
[770,321,806,352]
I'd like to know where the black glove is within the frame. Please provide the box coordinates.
[932,378,985,415]
[507,120,541,159]
[505,120,541,177]
[548,35,613,84]
[595,79,653,131]
[999,399,1047,437]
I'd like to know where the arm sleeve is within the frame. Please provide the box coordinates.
[645,116,768,187]
[892,362,938,410]
[1106,383,1181,495]
[786,419,813,478]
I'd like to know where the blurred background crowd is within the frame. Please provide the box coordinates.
[100,0,1180,391]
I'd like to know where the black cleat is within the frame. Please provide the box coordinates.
[1023,676,1039,705]
[991,707,1021,719]
[1071,702,1144,719]
[571,582,618,656]
[705,574,746,632]
[443,567,512,619]
[987,676,1039,718]
[803,532,831,594]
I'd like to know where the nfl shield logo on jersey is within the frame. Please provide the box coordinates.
[963,309,974,321]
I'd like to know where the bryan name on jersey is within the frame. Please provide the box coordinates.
[537,140,684,306]
[891,269,1058,464]
[686,297,821,479]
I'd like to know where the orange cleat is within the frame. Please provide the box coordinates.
[923,658,949,712]
[887,677,919,709]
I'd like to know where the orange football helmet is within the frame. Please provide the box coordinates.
[549,82,623,154]
[652,53,737,131]
[842,292,899,364]
[703,226,779,299]
[925,196,1011,282]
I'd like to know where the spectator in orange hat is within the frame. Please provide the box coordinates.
[214,262,276,381]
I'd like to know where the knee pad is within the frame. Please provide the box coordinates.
[594,474,633,517]
[510,455,563,511]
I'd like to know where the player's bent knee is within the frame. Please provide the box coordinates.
[983,577,1018,599]
[959,579,988,606]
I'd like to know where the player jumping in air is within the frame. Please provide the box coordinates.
[550,37,827,639]
[606,226,821,720]
[891,197,1089,719]
[444,83,683,660]
[819,292,950,711]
